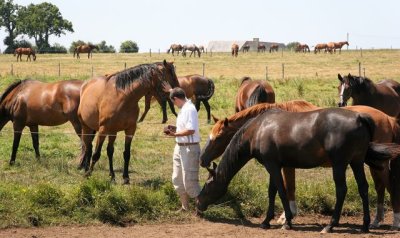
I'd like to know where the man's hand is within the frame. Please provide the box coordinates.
[162,81,172,93]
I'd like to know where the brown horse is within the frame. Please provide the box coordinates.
[78,60,179,184]
[0,79,84,164]
[231,44,239,57]
[269,44,279,53]
[182,44,201,57]
[314,43,328,54]
[73,44,99,59]
[295,44,310,53]
[199,100,400,229]
[138,74,215,124]
[242,44,250,53]
[338,74,400,118]
[257,44,266,53]
[327,41,349,54]
[14,47,36,61]
[235,77,275,112]
[167,44,183,56]
[198,45,205,53]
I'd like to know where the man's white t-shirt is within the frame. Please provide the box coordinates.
[175,99,200,143]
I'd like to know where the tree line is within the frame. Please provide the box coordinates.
[0,0,138,54]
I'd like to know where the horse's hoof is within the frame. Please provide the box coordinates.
[361,226,370,233]
[369,220,381,229]
[123,178,130,185]
[84,171,92,178]
[320,226,332,234]
[9,160,15,166]
[281,221,292,230]
[260,223,270,229]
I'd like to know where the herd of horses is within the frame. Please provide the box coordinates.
[1,58,400,233]
[167,44,204,57]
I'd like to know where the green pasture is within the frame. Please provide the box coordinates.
[0,50,399,228]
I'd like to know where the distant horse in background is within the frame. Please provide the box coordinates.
[78,60,179,184]
[0,79,84,165]
[327,41,349,54]
[231,43,239,57]
[73,44,99,59]
[197,107,400,233]
[167,44,183,56]
[182,44,201,57]
[338,73,400,118]
[198,45,205,53]
[295,44,310,53]
[235,77,275,112]
[242,44,250,53]
[314,43,328,54]
[139,74,215,124]
[14,47,36,61]
[269,44,279,53]
[257,44,266,53]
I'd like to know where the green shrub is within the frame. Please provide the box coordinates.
[28,183,63,208]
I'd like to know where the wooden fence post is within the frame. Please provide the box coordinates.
[202,63,205,76]
[265,66,268,80]
[282,63,285,79]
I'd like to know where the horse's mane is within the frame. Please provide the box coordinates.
[240,76,252,85]
[246,85,268,108]
[0,80,23,104]
[107,63,160,90]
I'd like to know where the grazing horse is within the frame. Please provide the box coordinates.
[235,77,275,112]
[314,43,328,54]
[197,108,400,233]
[139,74,215,124]
[14,47,36,61]
[198,45,205,53]
[78,60,179,184]
[167,44,183,56]
[295,44,310,53]
[257,44,266,53]
[182,44,201,57]
[231,44,239,57]
[338,74,400,118]
[73,44,99,59]
[200,100,400,229]
[0,79,84,164]
[269,44,279,53]
[242,44,250,53]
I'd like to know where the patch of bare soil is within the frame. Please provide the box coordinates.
[1,214,399,238]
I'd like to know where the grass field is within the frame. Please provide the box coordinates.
[0,50,399,228]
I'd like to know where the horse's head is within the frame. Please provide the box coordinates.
[32,51,36,61]
[200,117,236,167]
[337,73,354,107]
[196,162,226,213]
[154,60,179,100]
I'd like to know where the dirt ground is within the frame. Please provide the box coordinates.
[1,214,399,238]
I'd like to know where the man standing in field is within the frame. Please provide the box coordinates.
[163,84,201,212]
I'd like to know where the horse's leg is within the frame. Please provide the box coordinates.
[123,126,136,184]
[29,125,40,159]
[390,158,400,229]
[138,94,151,122]
[277,167,297,225]
[10,122,24,165]
[321,163,348,233]
[86,127,107,177]
[69,119,84,166]
[203,100,211,124]
[195,100,201,112]
[80,124,95,171]
[261,176,277,229]
[168,99,177,117]
[350,160,370,232]
[161,99,168,124]
[106,134,117,183]
[369,166,387,228]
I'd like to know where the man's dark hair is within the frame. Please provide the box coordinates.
[170,87,186,100]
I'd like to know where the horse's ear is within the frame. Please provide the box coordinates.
[348,73,352,78]
[223,118,229,127]
[338,74,343,82]
[211,114,219,123]
[163,59,167,67]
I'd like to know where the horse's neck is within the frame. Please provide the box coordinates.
[352,83,377,105]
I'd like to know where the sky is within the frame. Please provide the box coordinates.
[1,0,400,52]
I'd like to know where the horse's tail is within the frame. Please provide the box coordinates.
[167,48,170,54]
[390,153,400,211]
[73,48,77,58]
[240,76,252,86]
[246,85,269,108]
[358,113,376,141]
[196,79,214,100]
[13,49,17,56]
[365,142,400,170]
[0,80,23,128]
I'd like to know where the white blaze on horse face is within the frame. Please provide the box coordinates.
[339,83,346,104]
[209,134,214,141]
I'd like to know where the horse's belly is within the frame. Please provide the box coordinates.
[281,150,329,169]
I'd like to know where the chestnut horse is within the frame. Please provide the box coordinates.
[14,47,36,61]
[197,107,400,233]
[314,43,328,54]
[0,79,84,164]
[295,44,310,53]
[138,74,215,124]
[327,41,349,54]
[257,44,266,53]
[78,60,179,184]
[269,44,279,53]
[167,44,183,56]
[338,74,400,118]
[231,44,239,57]
[73,44,99,59]
[235,77,275,112]
[200,100,400,229]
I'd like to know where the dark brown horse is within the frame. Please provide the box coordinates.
[200,100,400,229]
[235,77,275,112]
[314,43,328,54]
[138,74,215,124]
[73,44,99,59]
[257,44,266,53]
[0,79,84,164]
[295,44,310,53]
[231,44,239,57]
[14,47,36,61]
[242,44,250,53]
[167,44,183,56]
[269,44,279,53]
[198,45,205,53]
[338,74,400,118]
[182,44,201,57]
[78,60,179,184]
[197,107,400,233]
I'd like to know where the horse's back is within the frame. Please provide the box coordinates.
[236,80,275,111]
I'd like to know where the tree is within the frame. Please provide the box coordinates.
[0,0,20,53]
[120,40,139,53]
[69,40,86,53]
[17,2,73,52]
[286,42,301,51]
[97,41,116,53]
